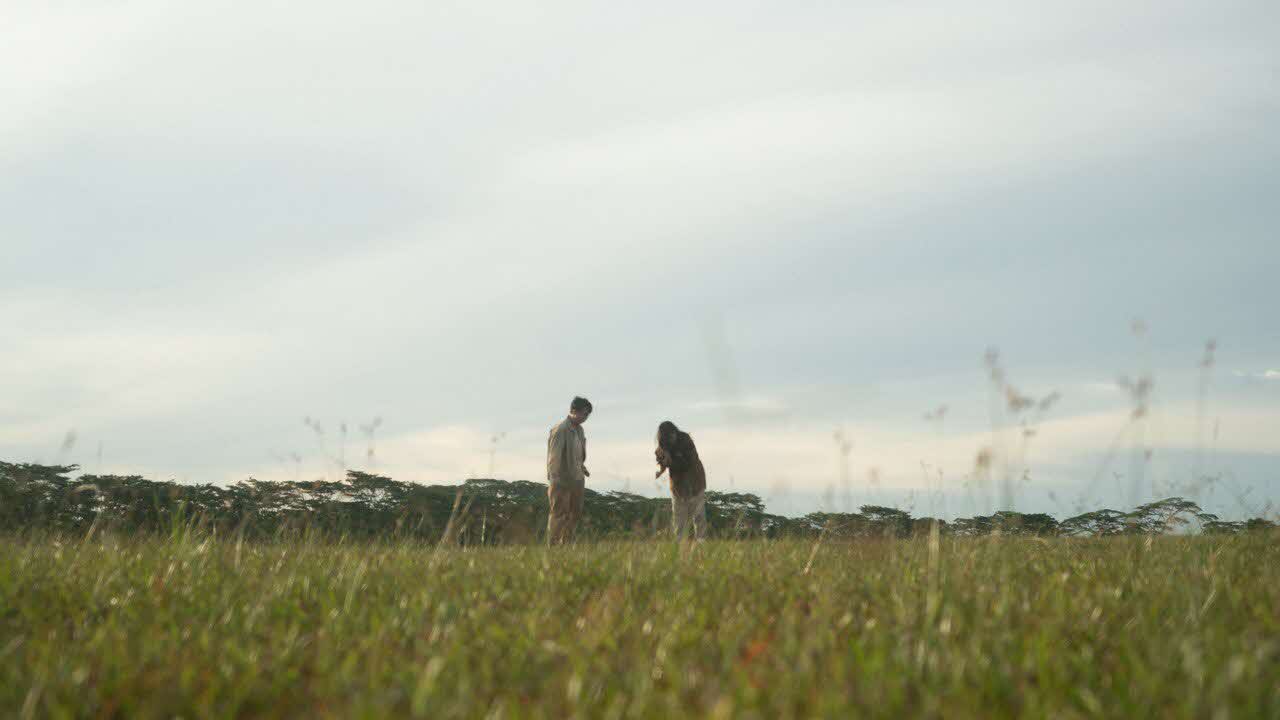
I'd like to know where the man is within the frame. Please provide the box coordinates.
[546,396,592,544]
[655,420,707,541]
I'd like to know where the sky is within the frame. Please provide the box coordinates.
[3,0,1278,521]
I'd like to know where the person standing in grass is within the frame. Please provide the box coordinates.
[655,420,707,541]
[546,396,592,544]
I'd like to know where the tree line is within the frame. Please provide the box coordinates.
[1,461,1274,542]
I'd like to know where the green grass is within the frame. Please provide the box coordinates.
[1,532,1276,718]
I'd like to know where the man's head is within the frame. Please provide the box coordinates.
[569,396,593,425]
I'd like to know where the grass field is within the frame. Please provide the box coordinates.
[1,532,1276,718]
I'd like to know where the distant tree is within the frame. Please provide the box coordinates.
[859,505,913,537]
[801,512,866,537]
[1244,517,1278,533]
[707,492,793,537]
[1,458,1270,543]
[911,517,948,536]
[1124,497,1205,535]
[586,489,665,537]
[1201,519,1244,535]
[950,515,994,537]
[0,462,81,530]
[1059,509,1127,537]
[990,511,1059,536]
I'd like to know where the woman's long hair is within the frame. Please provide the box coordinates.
[656,420,678,449]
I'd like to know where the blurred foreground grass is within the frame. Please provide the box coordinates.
[1,532,1276,718]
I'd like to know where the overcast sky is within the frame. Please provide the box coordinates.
[3,1,1277,520]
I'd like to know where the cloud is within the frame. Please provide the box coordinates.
[686,396,788,419]
[3,0,1277,517]
[1233,370,1280,382]
[0,329,269,446]
[222,398,1280,498]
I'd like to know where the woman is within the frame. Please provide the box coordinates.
[655,420,707,540]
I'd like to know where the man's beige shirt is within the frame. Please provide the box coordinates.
[547,417,586,487]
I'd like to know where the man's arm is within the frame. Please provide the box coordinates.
[547,425,568,483]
